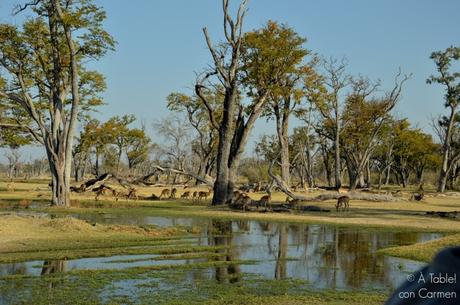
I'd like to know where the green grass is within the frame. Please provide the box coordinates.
[0,266,387,305]
[378,232,460,262]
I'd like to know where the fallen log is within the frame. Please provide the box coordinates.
[268,158,396,202]
[426,211,460,219]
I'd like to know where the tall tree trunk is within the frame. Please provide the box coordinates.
[334,128,341,189]
[438,106,456,192]
[212,89,238,205]
[275,103,291,186]
[384,165,391,185]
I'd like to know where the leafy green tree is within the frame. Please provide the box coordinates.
[125,128,151,171]
[196,11,314,204]
[427,46,460,192]
[259,21,317,186]
[340,75,408,189]
[105,115,136,173]
[391,119,440,187]
[0,0,114,205]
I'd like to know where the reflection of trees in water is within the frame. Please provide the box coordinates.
[208,220,241,283]
[41,260,67,275]
[258,221,272,232]
[312,228,423,289]
[274,225,288,279]
[236,220,250,232]
[40,260,67,289]
[0,263,27,276]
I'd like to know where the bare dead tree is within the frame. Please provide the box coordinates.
[195,0,249,205]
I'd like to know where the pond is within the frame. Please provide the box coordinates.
[0,213,439,292]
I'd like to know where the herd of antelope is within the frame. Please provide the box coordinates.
[159,187,212,202]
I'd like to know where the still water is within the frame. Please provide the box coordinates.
[0,213,439,291]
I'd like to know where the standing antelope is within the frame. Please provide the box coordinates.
[258,194,271,209]
[181,191,190,199]
[192,191,198,201]
[336,196,350,212]
[170,188,177,199]
[198,190,211,201]
[160,189,170,199]
[127,188,138,200]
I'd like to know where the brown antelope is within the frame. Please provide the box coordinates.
[160,189,170,199]
[170,188,177,199]
[127,188,138,200]
[198,190,211,201]
[112,189,120,201]
[181,191,191,199]
[258,194,271,209]
[236,194,252,211]
[192,191,198,201]
[337,187,348,194]
[336,196,350,212]
[95,188,105,201]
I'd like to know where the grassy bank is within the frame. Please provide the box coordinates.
[0,214,201,263]
[378,233,460,262]
[39,199,460,233]
[3,179,460,232]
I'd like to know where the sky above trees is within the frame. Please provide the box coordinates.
[1,0,459,161]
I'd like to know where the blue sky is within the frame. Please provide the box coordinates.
[1,0,460,161]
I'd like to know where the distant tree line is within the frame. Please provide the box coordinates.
[0,0,458,206]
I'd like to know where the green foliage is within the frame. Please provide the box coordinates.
[75,115,151,172]
[427,46,460,109]
[242,20,309,97]
[0,0,115,144]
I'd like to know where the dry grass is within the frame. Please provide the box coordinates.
[2,178,460,232]
[0,213,183,254]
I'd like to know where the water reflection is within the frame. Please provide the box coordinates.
[41,260,67,275]
[209,220,241,283]
[0,215,439,291]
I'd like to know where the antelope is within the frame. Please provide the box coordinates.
[170,188,177,199]
[336,196,350,212]
[181,191,191,199]
[95,188,105,201]
[192,191,198,201]
[198,190,211,201]
[240,195,252,211]
[258,194,271,209]
[160,189,170,199]
[112,189,120,201]
[127,188,138,200]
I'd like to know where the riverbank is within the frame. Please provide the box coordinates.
[378,233,460,262]
[0,213,200,263]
